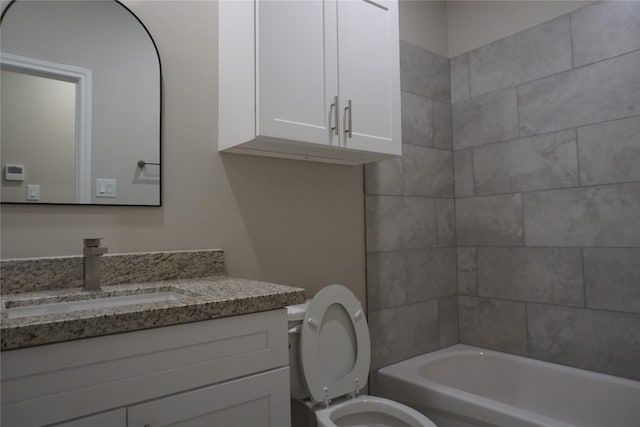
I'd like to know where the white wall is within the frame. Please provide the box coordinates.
[399,0,448,57]
[0,1,366,303]
[446,0,593,57]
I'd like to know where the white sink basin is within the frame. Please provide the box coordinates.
[5,292,183,319]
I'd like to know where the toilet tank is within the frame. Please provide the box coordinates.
[288,300,311,400]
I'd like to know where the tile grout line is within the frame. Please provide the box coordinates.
[470,148,476,198]
[434,195,441,249]
[397,196,410,311]
[451,100,462,343]
[473,246,479,297]
[401,88,452,106]
[400,248,407,308]
[460,12,578,63]
[428,98,436,153]
[569,11,575,70]
[516,81,522,139]
[402,141,456,154]
[400,81,410,313]
[574,127,582,187]
[448,81,463,345]
[456,46,640,103]
[362,165,371,318]
[466,53,472,100]
[365,192,456,200]
[451,113,640,153]
[515,45,640,90]
[581,248,587,309]
[521,190,527,247]
[515,48,526,248]
[524,301,530,356]
[453,178,640,200]
[400,130,406,197]
[459,294,640,318]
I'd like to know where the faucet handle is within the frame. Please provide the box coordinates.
[83,238,104,248]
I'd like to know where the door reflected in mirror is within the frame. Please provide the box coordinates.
[0,0,161,206]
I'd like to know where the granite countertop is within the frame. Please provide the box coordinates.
[0,276,305,351]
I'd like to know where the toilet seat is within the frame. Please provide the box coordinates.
[299,284,371,404]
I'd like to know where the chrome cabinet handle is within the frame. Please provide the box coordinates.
[330,95,339,136]
[344,99,352,138]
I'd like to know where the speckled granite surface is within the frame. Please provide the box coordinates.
[1,250,225,294]
[1,276,305,350]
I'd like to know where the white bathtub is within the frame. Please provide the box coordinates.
[376,344,640,427]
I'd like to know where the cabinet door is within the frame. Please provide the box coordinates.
[257,0,339,146]
[337,0,401,155]
[127,368,290,427]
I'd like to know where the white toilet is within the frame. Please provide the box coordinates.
[288,284,437,427]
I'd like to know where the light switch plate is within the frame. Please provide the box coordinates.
[27,184,40,201]
[96,178,117,198]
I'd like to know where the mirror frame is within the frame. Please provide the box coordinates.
[0,0,163,207]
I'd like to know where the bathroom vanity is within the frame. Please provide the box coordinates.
[2,309,292,426]
[0,251,305,427]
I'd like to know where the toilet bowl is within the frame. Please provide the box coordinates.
[287,284,437,427]
[315,395,436,427]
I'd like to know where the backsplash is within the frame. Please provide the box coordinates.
[1,249,225,294]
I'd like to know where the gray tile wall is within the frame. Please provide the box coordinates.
[366,2,639,383]
[468,15,572,97]
[452,1,640,381]
[365,40,457,371]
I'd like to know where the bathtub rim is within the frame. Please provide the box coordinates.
[376,344,640,427]
[379,344,640,389]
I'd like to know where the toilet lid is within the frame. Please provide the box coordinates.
[299,284,371,404]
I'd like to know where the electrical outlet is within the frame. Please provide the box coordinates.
[96,178,117,198]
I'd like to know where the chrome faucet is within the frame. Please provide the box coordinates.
[83,238,107,291]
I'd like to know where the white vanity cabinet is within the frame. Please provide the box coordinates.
[51,409,126,427]
[219,0,401,165]
[127,368,289,427]
[1,310,290,427]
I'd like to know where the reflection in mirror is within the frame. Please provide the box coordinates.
[0,0,161,206]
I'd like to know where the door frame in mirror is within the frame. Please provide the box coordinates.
[1,52,93,203]
[0,0,163,207]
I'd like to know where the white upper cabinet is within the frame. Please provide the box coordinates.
[219,0,401,165]
[257,0,338,147]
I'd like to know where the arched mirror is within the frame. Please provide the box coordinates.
[1,0,161,206]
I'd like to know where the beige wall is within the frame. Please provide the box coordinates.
[1,71,76,203]
[0,1,366,303]
[398,1,590,58]
[446,0,593,57]
[399,0,448,57]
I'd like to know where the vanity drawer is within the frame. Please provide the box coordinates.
[1,309,288,427]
